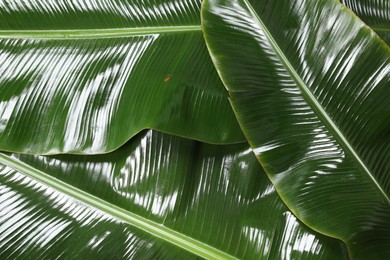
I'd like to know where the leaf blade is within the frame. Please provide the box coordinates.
[0,130,348,259]
[0,0,244,154]
[202,0,390,257]
[0,165,197,259]
[0,152,237,260]
[340,0,390,44]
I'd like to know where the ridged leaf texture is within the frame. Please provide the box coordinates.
[0,0,244,154]
[202,0,390,258]
[0,130,348,259]
[341,0,390,44]
[0,164,194,259]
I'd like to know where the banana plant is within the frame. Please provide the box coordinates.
[0,0,245,154]
[0,0,389,259]
[0,130,348,259]
[202,0,390,258]
[340,0,390,44]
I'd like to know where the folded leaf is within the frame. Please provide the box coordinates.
[0,130,347,259]
[0,0,244,154]
[202,0,390,258]
[341,0,390,44]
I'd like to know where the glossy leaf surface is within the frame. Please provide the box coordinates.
[202,0,390,258]
[0,165,194,259]
[0,0,244,154]
[0,130,347,259]
[341,0,390,44]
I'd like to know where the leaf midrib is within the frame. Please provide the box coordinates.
[0,26,201,39]
[241,0,390,206]
[371,27,390,33]
[0,153,236,260]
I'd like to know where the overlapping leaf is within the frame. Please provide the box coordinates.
[0,0,244,155]
[202,0,390,258]
[0,165,193,259]
[0,130,347,259]
[341,0,390,44]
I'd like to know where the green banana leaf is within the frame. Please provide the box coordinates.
[202,0,390,258]
[341,0,390,44]
[0,130,348,259]
[0,164,194,259]
[0,0,244,155]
